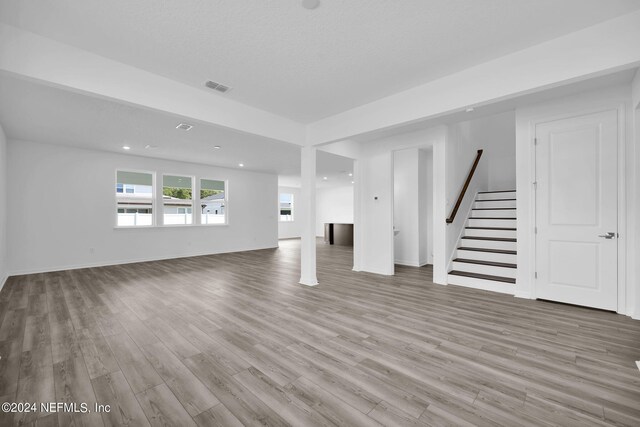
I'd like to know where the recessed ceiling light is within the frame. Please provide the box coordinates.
[465,107,474,113]
[176,123,193,131]
[302,0,320,9]
[213,145,221,149]
[351,181,355,184]
[348,172,353,177]
[122,145,131,150]
[144,144,158,150]
[323,176,328,180]
[238,163,244,167]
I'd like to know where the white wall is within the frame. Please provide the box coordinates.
[393,148,432,266]
[356,151,395,275]
[393,149,420,266]
[475,112,516,190]
[514,84,636,319]
[353,127,446,276]
[420,149,434,265]
[315,186,354,237]
[7,140,278,275]
[634,104,640,320]
[632,68,640,319]
[278,186,302,239]
[0,124,7,288]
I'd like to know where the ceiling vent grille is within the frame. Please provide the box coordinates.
[205,80,232,93]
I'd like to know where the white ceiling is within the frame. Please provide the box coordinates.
[351,68,639,143]
[0,74,301,174]
[279,150,354,189]
[0,73,357,179]
[1,0,638,123]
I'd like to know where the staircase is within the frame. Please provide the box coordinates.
[448,190,516,293]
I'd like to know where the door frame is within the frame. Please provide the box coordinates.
[529,103,627,313]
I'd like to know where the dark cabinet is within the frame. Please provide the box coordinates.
[324,223,354,246]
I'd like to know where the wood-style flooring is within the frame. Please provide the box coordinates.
[0,239,639,426]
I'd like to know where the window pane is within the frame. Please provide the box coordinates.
[116,171,153,226]
[279,193,294,221]
[163,175,193,225]
[200,179,226,224]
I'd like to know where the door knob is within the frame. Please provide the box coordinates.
[598,232,616,239]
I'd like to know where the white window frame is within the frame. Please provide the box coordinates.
[199,178,228,226]
[279,193,294,222]
[162,173,195,226]
[114,169,156,228]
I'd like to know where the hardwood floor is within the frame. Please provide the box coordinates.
[0,239,639,426]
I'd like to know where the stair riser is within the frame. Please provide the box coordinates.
[472,209,517,218]
[468,218,517,228]
[465,229,516,238]
[474,200,516,209]
[476,191,516,200]
[447,274,515,294]
[456,249,517,264]
[451,262,516,278]
[461,239,516,251]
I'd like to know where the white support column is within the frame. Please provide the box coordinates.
[352,159,362,272]
[299,145,318,286]
[432,137,448,284]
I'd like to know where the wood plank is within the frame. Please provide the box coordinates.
[140,341,219,416]
[183,353,289,427]
[92,371,150,427]
[193,404,244,427]
[135,383,197,427]
[285,376,383,427]
[0,239,636,426]
[77,327,120,379]
[105,333,163,394]
[53,356,103,426]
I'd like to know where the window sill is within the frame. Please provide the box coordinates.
[114,224,228,229]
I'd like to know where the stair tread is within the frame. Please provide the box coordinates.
[475,198,516,202]
[458,247,517,255]
[448,270,516,284]
[469,217,517,220]
[461,236,516,242]
[466,227,516,231]
[453,258,517,268]
[478,190,517,194]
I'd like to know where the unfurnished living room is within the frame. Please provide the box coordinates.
[1,1,640,426]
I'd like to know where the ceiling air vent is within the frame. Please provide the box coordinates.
[205,80,232,93]
[176,123,193,131]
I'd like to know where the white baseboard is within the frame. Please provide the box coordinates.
[360,265,394,276]
[7,244,279,277]
[395,259,432,268]
[448,274,515,295]
[0,274,7,292]
[514,291,533,299]
[394,259,420,267]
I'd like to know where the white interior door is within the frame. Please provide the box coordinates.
[535,110,618,311]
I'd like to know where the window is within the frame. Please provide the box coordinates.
[200,179,226,224]
[279,193,294,221]
[116,171,154,227]
[163,175,193,225]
